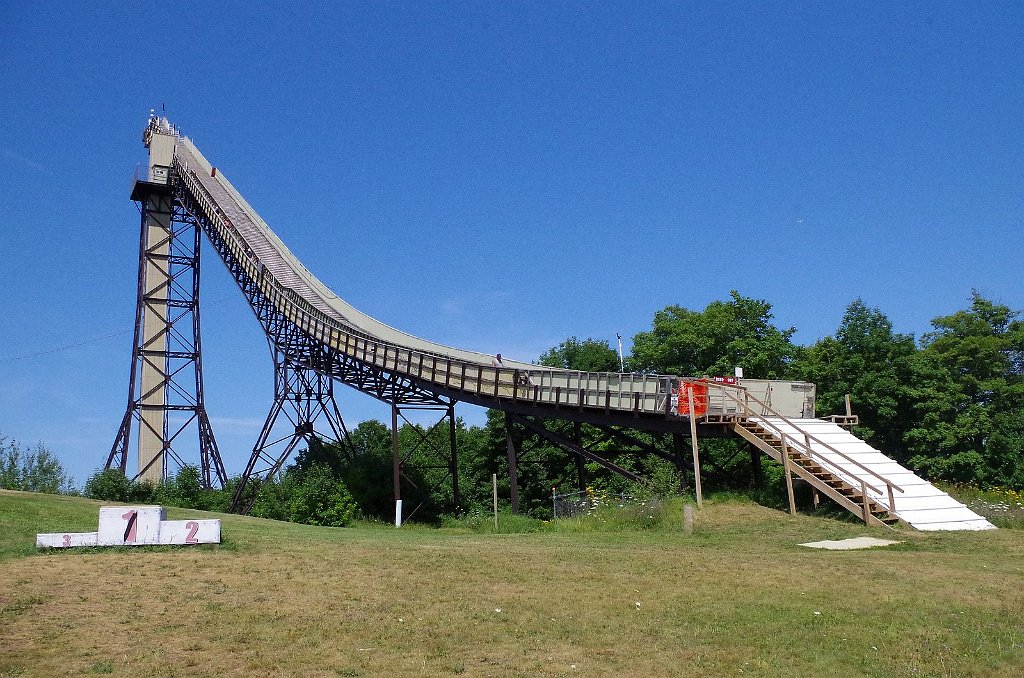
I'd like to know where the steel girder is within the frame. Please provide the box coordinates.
[170,169,727,514]
[229,348,353,513]
[172,176,457,512]
[108,184,227,488]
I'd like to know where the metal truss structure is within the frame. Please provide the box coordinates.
[502,414,697,512]
[108,129,756,516]
[108,181,227,488]
[166,177,460,513]
[104,119,993,530]
[230,351,352,513]
[390,402,460,522]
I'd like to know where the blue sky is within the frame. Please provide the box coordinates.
[1,2,1022,486]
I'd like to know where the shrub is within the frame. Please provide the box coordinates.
[910,451,988,486]
[1,437,73,494]
[83,466,232,511]
[83,469,134,501]
[288,464,358,527]
[249,476,293,521]
[154,466,203,508]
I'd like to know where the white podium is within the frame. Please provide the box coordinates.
[37,506,221,548]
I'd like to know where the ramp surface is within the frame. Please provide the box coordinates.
[152,120,996,531]
[756,417,995,531]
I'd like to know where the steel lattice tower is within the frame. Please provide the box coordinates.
[107,119,226,488]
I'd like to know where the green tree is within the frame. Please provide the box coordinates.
[794,300,917,460]
[291,436,347,477]
[0,437,73,494]
[539,337,621,372]
[629,293,804,494]
[630,291,798,377]
[332,421,400,520]
[284,421,452,522]
[905,292,1024,486]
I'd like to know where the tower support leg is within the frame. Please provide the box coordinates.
[389,400,461,522]
[573,422,586,491]
[392,404,402,510]
[108,185,225,488]
[230,350,350,513]
[448,404,460,507]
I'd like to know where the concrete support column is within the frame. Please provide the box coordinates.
[137,194,172,484]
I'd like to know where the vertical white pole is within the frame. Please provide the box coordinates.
[395,499,403,528]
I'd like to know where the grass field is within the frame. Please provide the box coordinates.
[1,490,1022,677]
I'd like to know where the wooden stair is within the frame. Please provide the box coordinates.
[733,420,900,527]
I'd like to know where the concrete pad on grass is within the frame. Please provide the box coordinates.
[799,536,902,550]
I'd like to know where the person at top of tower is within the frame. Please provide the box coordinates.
[492,354,504,368]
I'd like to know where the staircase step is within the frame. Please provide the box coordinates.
[733,417,995,531]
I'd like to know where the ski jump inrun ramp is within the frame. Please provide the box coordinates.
[120,117,993,532]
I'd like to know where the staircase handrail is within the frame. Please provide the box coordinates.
[707,382,905,508]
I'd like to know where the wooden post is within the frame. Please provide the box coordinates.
[845,394,853,417]
[781,433,796,516]
[860,478,870,524]
[887,483,896,515]
[687,387,703,509]
[492,474,499,529]
[812,488,820,509]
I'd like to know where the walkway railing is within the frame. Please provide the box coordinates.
[173,150,676,417]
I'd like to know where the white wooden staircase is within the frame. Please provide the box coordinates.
[734,418,996,530]
[709,387,996,531]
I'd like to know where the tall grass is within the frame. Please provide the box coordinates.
[941,482,1024,528]
[442,495,683,534]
